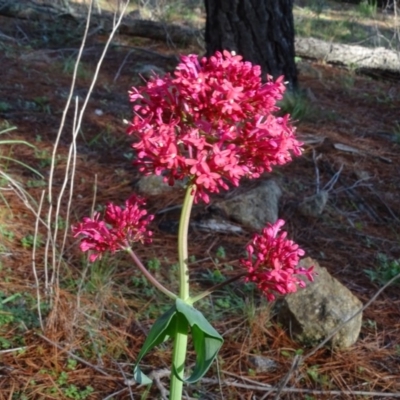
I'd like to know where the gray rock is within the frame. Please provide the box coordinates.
[133,64,166,80]
[298,190,328,217]
[354,169,370,181]
[248,355,278,373]
[136,175,175,196]
[128,9,142,19]
[214,180,282,231]
[193,218,244,234]
[277,258,363,349]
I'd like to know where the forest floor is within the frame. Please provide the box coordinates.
[0,2,400,400]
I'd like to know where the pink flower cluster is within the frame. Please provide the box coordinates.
[240,220,314,301]
[127,51,303,203]
[72,195,154,262]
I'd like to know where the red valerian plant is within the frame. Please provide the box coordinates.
[241,219,314,301]
[127,50,302,203]
[73,51,314,400]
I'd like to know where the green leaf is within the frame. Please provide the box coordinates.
[133,305,177,385]
[133,299,223,385]
[0,156,43,178]
[173,299,223,383]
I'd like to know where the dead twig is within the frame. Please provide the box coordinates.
[202,376,400,397]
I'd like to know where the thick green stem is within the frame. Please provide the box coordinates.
[177,184,196,301]
[169,314,189,399]
[169,184,196,400]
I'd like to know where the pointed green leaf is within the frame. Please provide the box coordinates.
[0,156,43,177]
[173,299,223,383]
[133,304,177,385]
[133,299,223,385]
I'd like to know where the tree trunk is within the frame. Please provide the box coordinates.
[204,0,298,89]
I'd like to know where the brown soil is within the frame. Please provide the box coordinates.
[0,9,399,400]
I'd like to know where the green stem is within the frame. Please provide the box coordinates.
[124,245,177,301]
[169,184,196,400]
[169,314,189,399]
[177,184,196,301]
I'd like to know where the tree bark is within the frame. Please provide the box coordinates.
[204,0,298,90]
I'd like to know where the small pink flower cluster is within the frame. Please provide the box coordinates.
[72,195,154,262]
[240,220,314,301]
[128,51,302,203]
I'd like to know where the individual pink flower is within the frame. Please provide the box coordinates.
[240,219,314,301]
[127,50,303,203]
[72,195,154,262]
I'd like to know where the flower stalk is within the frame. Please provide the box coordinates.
[177,185,196,301]
[170,184,196,399]
[169,312,189,399]
[124,245,177,301]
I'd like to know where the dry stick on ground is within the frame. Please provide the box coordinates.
[312,149,321,193]
[202,370,400,397]
[367,185,400,223]
[324,160,381,223]
[103,388,130,400]
[113,360,135,400]
[16,347,395,400]
[263,271,400,400]
[123,368,197,400]
[202,376,400,398]
[0,30,18,41]
[113,48,135,83]
[148,368,170,400]
[269,354,302,400]
[323,163,343,192]
[333,177,372,194]
[113,45,178,83]
[0,346,27,354]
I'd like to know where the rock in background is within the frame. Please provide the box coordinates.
[298,190,329,217]
[136,175,177,196]
[248,355,278,373]
[132,63,166,80]
[276,258,363,349]
[213,180,282,231]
